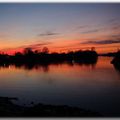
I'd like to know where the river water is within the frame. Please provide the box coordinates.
[0,56,120,116]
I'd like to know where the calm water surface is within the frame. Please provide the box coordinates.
[0,56,120,116]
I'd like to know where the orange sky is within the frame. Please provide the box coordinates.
[0,4,120,55]
[1,39,120,55]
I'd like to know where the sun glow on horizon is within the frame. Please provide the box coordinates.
[0,3,120,55]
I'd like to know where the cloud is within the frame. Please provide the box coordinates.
[76,25,88,29]
[106,18,120,29]
[19,42,51,50]
[110,34,120,38]
[107,18,117,24]
[27,42,51,49]
[38,31,59,37]
[81,29,100,34]
[111,26,120,30]
[81,39,120,45]
[71,25,89,32]
[1,42,51,52]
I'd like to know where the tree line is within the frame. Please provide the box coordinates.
[0,47,98,66]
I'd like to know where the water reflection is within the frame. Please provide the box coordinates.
[0,56,98,72]
[113,64,120,72]
[0,57,120,116]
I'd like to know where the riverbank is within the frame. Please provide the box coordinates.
[0,97,101,117]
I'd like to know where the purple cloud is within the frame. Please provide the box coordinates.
[38,31,59,37]
[81,39,120,45]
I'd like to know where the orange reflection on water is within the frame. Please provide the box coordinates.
[0,57,119,89]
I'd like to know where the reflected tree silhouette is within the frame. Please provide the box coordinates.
[113,64,120,72]
[111,50,120,72]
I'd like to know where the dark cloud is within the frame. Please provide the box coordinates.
[106,18,120,28]
[21,42,51,50]
[72,25,89,32]
[111,26,120,30]
[110,34,120,38]
[107,18,117,24]
[38,31,59,37]
[1,42,51,52]
[28,42,51,48]
[81,29,100,34]
[76,25,88,29]
[81,39,120,45]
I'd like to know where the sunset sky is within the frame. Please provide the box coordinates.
[0,3,120,54]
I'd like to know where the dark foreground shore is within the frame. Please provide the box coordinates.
[0,97,101,117]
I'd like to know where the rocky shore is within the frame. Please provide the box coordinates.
[0,97,101,117]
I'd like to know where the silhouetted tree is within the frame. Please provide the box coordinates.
[15,52,23,56]
[42,47,49,54]
[0,47,98,69]
[34,50,39,54]
[91,47,95,51]
[23,48,34,55]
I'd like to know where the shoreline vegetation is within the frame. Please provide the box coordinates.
[0,96,101,117]
[0,47,98,68]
